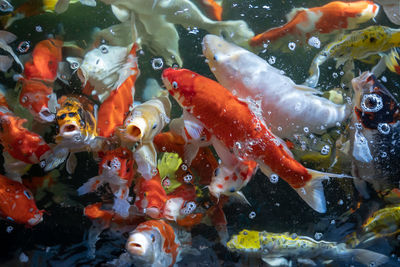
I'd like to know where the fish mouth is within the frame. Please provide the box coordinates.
[125,118,146,142]
[39,107,55,123]
[126,233,150,256]
[60,122,80,137]
[27,213,43,226]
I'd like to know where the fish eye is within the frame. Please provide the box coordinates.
[6,217,14,222]
[361,94,383,113]
[40,160,46,168]
[99,45,108,54]
[24,190,32,199]
[68,112,76,117]
[57,113,67,120]
[71,62,79,70]
[152,123,157,129]
[172,81,178,89]
[214,168,220,177]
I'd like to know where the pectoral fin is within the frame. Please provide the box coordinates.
[134,142,157,179]
[66,152,77,174]
[261,256,291,266]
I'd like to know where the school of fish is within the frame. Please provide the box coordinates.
[1,0,400,266]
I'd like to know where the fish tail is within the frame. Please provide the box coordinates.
[77,176,103,195]
[384,47,400,75]
[349,248,389,266]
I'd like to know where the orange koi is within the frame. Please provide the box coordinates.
[0,174,44,226]
[133,173,167,219]
[0,112,51,165]
[196,0,223,21]
[18,79,57,123]
[24,39,63,81]
[249,1,379,47]
[162,68,348,213]
[97,44,138,138]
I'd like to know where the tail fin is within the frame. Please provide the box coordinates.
[351,248,389,266]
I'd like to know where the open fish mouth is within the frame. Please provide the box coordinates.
[27,213,43,226]
[39,107,55,123]
[126,233,150,256]
[59,123,81,137]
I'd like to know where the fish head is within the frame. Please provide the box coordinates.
[352,71,400,130]
[99,148,134,184]
[349,1,380,23]
[126,228,161,263]
[19,80,56,123]
[79,44,128,85]
[162,68,199,107]
[56,98,91,141]
[227,229,261,252]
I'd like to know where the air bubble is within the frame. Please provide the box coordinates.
[314,232,323,240]
[35,25,43,32]
[307,36,320,49]
[332,72,338,78]
[303,127,309,133]
[338,199,344,205]
[6,226,13,233]
[268,56,276,65]
[269,174,279,184]
[249,211,256,219]
[151,58,164,70]
[288,42,296,51]
[377,123,390,135]
[320,145,330,155]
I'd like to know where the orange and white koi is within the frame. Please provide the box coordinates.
[78,147,135,218]
[203,34,349,139]
[18,79,57,123]
[24,39,63,82]
[134,173,168,219]
[124,220,181,267]
[209,159,257,203]
[162,67,349,213]
[164,183,198,221]
[249,1,379,47]
[96,44,138,138]
[0,174,44,226]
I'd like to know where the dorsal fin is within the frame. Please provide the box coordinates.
[285,7,307,22]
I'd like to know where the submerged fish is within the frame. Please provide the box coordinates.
[0,30,24,72]
[350,72,400,197]
[203,34,349,140]
[162,67,350,213]
[0,174,44,226]
[305,26,400,87]
[249,1,379,47]
[362,204,400,239]
[227,229,389,266]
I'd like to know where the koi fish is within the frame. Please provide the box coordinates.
[124,220,180,267]
[375,0,400,25]
[162,67,352,213]
[202,34,349,140]
[305,26,400,87]
[227,229,389,266]
[45,96,102,172]
[209,159,257,204]
[96,44,138,138]
[18,79,57,123]
[117,92,171,179]
[24,39,63,82]
[362,204,400,239]
[350,72,400,198]
[78,147,135,218]
[195,0,222,21]
[249,1,379,47]
[78,44,135,102]
[0,174,44,226]
[384,47,400,75]
[164,183,198,221]
[134,173,167,219]
[0,30,23,72]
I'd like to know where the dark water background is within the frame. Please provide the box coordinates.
[1,0,400,266]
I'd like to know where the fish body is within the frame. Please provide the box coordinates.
[375,0,400,25]
[209,159,257,200]
[362,205,400,237]
[227,230,389,266]
[125,220,180,267]
[162,67,344,213]
[350,72,400,196]
[0,112,51,165]
[79,44,132,102]
[0,174,43,226]
[164,183,197,221]
[195,0,222,21]
[19,79,57,123]
[202,34,349,140]
[134,173,167,219]
[78,147,135,217]
[24,39,63,82]
[249,1,379,47]
[97,44,138,137]
[306,26,400,87]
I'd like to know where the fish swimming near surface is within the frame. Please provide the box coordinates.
[227,229,389,266]
[0,30,24,72]
[18,79,58,123]
[202,34,349,140]
[162,67,351,213]
[78,147,135,218]
[0,174,44,226]
[249,1,379,47]
[350,72,400,198]
[305,26,400,87]
[45,96,102,173]
[24,39,63,82]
